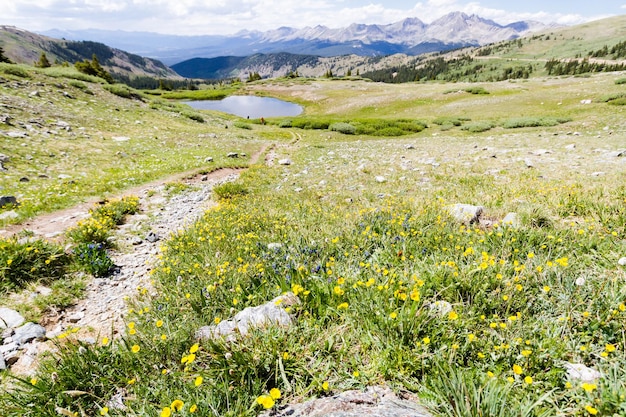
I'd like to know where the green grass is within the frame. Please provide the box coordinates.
[2,66,626,417]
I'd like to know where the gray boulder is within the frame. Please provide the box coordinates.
[261,385,432,417]
[13,322,46,345]
[0,308,25,329]
[278,158,292,166]
[0,196,18,208]
[196,292,299,342]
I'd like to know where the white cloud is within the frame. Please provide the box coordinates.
[0,0,614,35]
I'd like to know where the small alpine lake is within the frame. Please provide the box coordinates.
[183,95,303,118]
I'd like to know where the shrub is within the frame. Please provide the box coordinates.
[90,196,140,225]
[212,182,248,200]
[0,237,69,293]
[607,97,626,106]
[461,121,494,133]
[329,122,356,135]
[233,121,252,130]
[278,119,293,128]
[181,111,205,123]
[72,243,114,277]
[0,64,30,78]
[464,86,490,95]
[502,117,571,129]
[615,78,626,85]
[66,217,115,246]
[103,84,143,100]
[433,116,469,126]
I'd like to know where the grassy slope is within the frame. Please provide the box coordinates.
[1,62,626,416]
[0,64,267,225]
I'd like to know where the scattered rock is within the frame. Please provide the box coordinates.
[0,153,9,163]
[262,385,432,417]
[0,353,5,370]
[0,195,18,208]
[428,300,452,317]
[580,99,592,104]
[446,204,483,224]
[196,292,299,342]
[531,149,551,156]
[145,231,160,243]
[227,152,239,158]
[13,322,46,345]
[375,176,386,183]
[406,144,416,149]
[564,363,602,382]
[112,136,130,142]
[19,177,30,182]
[278,158,292,166]
[565,144,576,150]
[58,174,72,179]
[501,212,520,229]
[618,257,626,266]
[204,157,214,163]
[0,307,25,329]
[0,210,19,220]
[524,159,534,168]
[66,312,85,323]
[267,243,283,251]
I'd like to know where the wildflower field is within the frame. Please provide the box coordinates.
[1,67,626,416]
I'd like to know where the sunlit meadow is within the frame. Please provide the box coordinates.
[1,67,625,416]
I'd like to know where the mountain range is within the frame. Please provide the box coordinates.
[42,12,558,65]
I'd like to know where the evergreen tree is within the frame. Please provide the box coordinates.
[0,46,11,63]
[36,52,51,68]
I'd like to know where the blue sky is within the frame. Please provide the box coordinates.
[3,0,625,36]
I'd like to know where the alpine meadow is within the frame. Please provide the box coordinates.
[0,13,625,417]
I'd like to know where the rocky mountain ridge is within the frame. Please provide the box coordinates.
[42,12,558,64]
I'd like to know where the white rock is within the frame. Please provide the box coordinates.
[428,300,452,317]
[0,308,25,329]
[618,257,626,266]
[446,204,484,224]
[278,158,292,165]
[196,293,299,342]
[501,212,520,229]
[375,176,386,183]
[112,136,130,142]
[564,363,602,382]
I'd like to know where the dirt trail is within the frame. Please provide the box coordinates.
[2,146,267,240]
[4,145,269,375]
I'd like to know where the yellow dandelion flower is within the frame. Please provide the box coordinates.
[524,376,533,384]
[337,302,349,309]
[487,371,494,378]
[390,312,398,319]
[127,378,136,385]
[256,395,275,409]
[194,376,203,387]
[606,344,616,352]
[160,407,171,417]
[100,407,109,416]
[322,381,330,391]
[581,383,597,393]
[269,388,281,400]
[585,405,598,415]
[521,350,532,357]
[189,404,198,413]
[448,311,459,320]
[352,370,360,377]
[171,399,184,411]
[156,320,164,328]
[507,376,514,383]
[513,364,523,375]
[131,345,140,353]
[189,343,199,353]
[101,337,109,346]
[161,334,167,341]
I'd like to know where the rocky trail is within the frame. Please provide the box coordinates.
[1,147,267,375]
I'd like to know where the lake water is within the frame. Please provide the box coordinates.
[183,96,303,118]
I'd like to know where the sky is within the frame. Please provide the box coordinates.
[2,0,626,36]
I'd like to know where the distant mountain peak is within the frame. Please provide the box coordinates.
[40,12,558,64]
